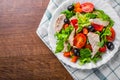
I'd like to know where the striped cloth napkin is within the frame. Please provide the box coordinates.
[36,0,120,80]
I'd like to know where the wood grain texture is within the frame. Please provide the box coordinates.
[0,0,73,80]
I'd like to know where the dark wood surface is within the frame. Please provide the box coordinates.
[0,0,73,80]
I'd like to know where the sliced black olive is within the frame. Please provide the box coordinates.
[73,48,80,57]
[88,25,95,32]
[67,5,74,11]
[64,18,70,24]
[106,42,114,50]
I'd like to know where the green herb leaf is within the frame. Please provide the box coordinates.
[101,27,111,38]
[61,10,75,19]
[55,40,64,53]
[76,13,90,33]
[84,13,97,19]
[91,52,102,63]
[79,48,92,65]
[93,9,114,27]
[67,43,71,52]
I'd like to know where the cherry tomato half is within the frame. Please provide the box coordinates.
[70,19,78,30]
[106,27,115,42]
[99,45,107,53]
[92,23,104,32]
[73,33,87,48]
[81,2,94,13]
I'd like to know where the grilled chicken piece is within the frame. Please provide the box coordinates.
[68,28,75,46]
[55,14,66,33]
[87,32,100,58]
[62,42,68,52]
[89,18,109,26]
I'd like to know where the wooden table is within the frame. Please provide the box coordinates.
[0,0,73,80]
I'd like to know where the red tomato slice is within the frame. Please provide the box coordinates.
[73,33,86,48]
[81,2,94,13]
[92,23,104,32]
[99,45,107,53]
[71,19,78,25]
[70,19,78,30]
[106,27,115,42]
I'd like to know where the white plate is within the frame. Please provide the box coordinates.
[48,0,120,69]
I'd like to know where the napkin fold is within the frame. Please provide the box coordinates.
[37,0,120,80]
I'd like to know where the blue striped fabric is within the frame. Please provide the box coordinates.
[36,0,120,80]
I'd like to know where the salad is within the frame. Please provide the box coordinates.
[54,2,115,65]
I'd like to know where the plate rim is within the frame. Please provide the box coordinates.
[48,0,120,69]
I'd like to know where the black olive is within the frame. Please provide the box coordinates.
[88,25,95,32]
[73,48,80,57]
[67,5,74,11]
[106,42,114,50]
[64,18,70,24]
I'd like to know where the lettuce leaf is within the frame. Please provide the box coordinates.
[55,40,64,53]
[79,48,102,65]
[98,27,111,47]
[93,9,114,27]
[55,25,73,41]
[76,13,91,33]
[79,48,91,65]
[61,10,75,19]
[84,13,97,19]
[55,25,73,53]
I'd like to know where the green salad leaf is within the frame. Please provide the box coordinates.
[91,52,102,63]
[101,27,111,38]
[93,9,114,27]
[55,25,73,53]
[84,13,97,19]
[79,48,102,65]
[67,43,71,52]
[55,25,74,41]
[98,27,111,47]
[55,40,64,53]
[76,13,91,33]
[79,48,91,65]
[61,10,75,19]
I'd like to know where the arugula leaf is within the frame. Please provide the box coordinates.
[108,19,114,27]
[98,38,104,47]
[101,27,111,38]
[79,48,92,65]
[61,10,75,19]
[91,52,102,63]
[97,27,111,47]
[79,48,102,65]
[80,48,91,58]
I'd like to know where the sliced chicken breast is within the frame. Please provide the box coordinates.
[87,32,100,58]
[55,14,66,33]
[68,28,75,46]
[89,18,109,26]
[62,42,68,52]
